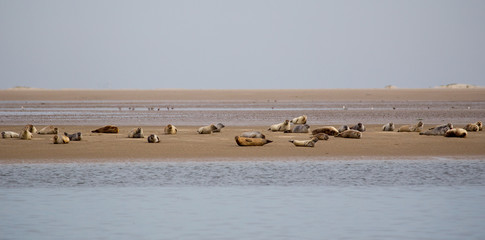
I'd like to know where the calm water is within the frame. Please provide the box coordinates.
[1,159,485,240]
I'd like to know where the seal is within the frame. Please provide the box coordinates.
[311,126,339,136]
[212,123,225,133]
[235,136,273,146]
[53,135,70,144]
[128,127,144,138]
[445,128,467,138]
[338,125,349,133]
[164,124,177,135]
[147,134,160,143]
[1,131,19,138]
[269,120,291,132]
[290,115,307,124]
[477,121,483,131]
[312,133,329,140]
[91,125,119,133]
[464,123,479,132]
[37,126,58,134]
[289,137,318,147]
[397,121,424,132]
[285,124,310,133]
[198,124,218,134]
[336,129,362,139]
[420,123,453,136]
[64,132,82,141]
[23,124,37,134]
[240,131,266,139]
[382,122,395,131]
[350,123,366,132]
[20,129,32,140]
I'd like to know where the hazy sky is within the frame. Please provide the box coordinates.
[1,0,484,89]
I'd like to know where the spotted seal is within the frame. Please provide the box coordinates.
[397,121,424,132]
[269,120,291,132]
[20,129,32,140]
[290,115,307,124]
[53,135,70,144]
[91,125,119,133]
[350,123,366,132]
[128,127,144,138]
[37,125,58,134]
[164,124,177,135]
[147,134,160,143]
[212,123,225,133]
[64,132,82,141]
[1,131,19,138]
[285,124,310,133]
[289,137,318,147]
[382,122,395,131]
[336,129,362,139]
[198,124,218,134]
[444,128,467,138]
[311,126,339,136]
[235,136,273,146]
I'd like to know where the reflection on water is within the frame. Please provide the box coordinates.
[1,159,485,240]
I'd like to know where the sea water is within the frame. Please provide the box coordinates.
[1,159,485,240]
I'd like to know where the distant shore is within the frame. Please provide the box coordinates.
[1,88,485,101]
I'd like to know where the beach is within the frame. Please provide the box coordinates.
[1,88,484,163]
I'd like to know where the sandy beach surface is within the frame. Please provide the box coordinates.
[1,88,484,163]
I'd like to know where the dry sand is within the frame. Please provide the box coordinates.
[1,89,484,163]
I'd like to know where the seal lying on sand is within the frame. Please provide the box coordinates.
[1,131,19,138]
[212,123,225,133]
[269,120,291,132]
[312,133,329,140]
[53,135,70,144]
[235,136,273,146]
[20,129,32,140]
[382,122,395,131]
[23,124,37,134]
[198,124,218,134]
[350,123,366,132]
[37,126,58,134]
[445,128,467,138]
[338,125,349,133]
[240,131,265,138]
[477,121,483,131]
[420,123,453,136]
[290,115,307,124]
[64,132,82,141]
[128,127,144,138]
[289,137,318,147]
[147,134,160,143]
[285,124,310,133]
[92,125,119,133]
[312,126,339,136]
[398,121,424,132]
[464,123,480,132]
[164,124,177,134]
[336,129,362,139]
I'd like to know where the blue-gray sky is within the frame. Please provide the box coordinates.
[1,0,484,89]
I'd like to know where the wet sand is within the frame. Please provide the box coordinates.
[1,124,484,164]
[1,89,484,163]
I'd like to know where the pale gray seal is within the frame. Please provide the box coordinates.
[350,123,366,132]
[212,123,225,133]
[198,124,218,134]
[420,123,453,136]
[240,131,265,138]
